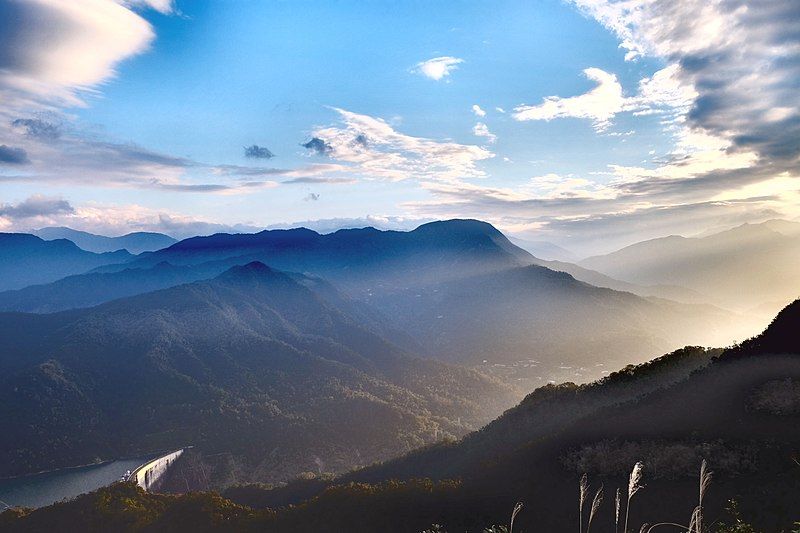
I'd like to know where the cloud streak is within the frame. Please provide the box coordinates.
[413,56,464,81]
[308,107,494,182]
[0,145,29,164]
[244,144,274,159]
[403,0,800,254]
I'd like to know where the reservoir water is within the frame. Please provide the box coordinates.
[0,456,154,509]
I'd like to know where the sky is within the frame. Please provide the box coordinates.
[0,0,798,255]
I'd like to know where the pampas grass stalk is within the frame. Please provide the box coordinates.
[624,462,644,533]
[694,460,712,532]
[587,485,604,533]
[580,473,588,533]
[615,487,621,533]
[510,501,524,533]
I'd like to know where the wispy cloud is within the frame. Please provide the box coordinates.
[472,122,497,144]
[307,107,494,182]
[0,195,73,220]
[266,215,430,234]
[569,0,800,164]
[406,0,800,254]
[302,137,334,156]
[472,104,487,117]
[0,0,157,109]
[10,117,62,141]
[0,198,263,239]
[412,56,464,81]
[244,144,274,159]
[513,68,625,131]
[0,145,29,165]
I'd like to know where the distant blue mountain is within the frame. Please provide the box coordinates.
[33,227,176,254]
[0,233,132,291]
[1,221,748,383]
[0,261,214,313]
[99,219,533,293]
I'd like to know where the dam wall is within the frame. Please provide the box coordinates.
[129,448,185,492]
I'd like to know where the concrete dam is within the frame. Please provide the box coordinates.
[128,448,187,491]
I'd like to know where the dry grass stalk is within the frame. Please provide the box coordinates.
[580,473,589,533]
[587,485,604,533]
[624,461,645,533]
[510,501,523,533]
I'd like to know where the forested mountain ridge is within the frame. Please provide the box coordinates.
[2,220,757,388]
[5,299,799,532]
[33,227,176,254]
[0,233,132,291]
[0,262,513,483]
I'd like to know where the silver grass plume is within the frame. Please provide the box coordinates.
[580,473,589,533]
[628,462,644,499]
[587,485,604,533]
[510,501,523,533]
[624,462,644,533]
[694,460,712,532]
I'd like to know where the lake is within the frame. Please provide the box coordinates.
[0,456,154,509]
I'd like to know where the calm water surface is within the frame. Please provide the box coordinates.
[0,456,154,509]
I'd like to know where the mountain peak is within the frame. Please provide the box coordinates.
[413,219,503,237]
[215,261,289,284]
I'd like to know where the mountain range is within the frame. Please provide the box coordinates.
[0,233,132,291]
[0,220,758,388]
[581,220,800,314]
[0,262,514,483]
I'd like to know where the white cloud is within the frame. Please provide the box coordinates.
[569,0,800,164]
[266,215,431,234]
[472,122,497,144]
[0,0,157,108]
[124,0,174,14]
[308,107,494,182]
[513,68,626,131]
[412,56,464,81]
[471,104,486,117]
[0,199,263,239]
[527,173,615,200]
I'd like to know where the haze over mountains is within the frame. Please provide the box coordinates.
[0,234,132,291]
[581,220,800,314]
[0,220,760,389]
[33,227,177,254]
[0,220,765,488]
[0,262,513,482]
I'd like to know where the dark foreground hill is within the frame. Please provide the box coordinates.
[0,233,132,291]
[5,301,799,531]
[0,262,513,484]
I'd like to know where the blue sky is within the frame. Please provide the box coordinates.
[0,0,798,254]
